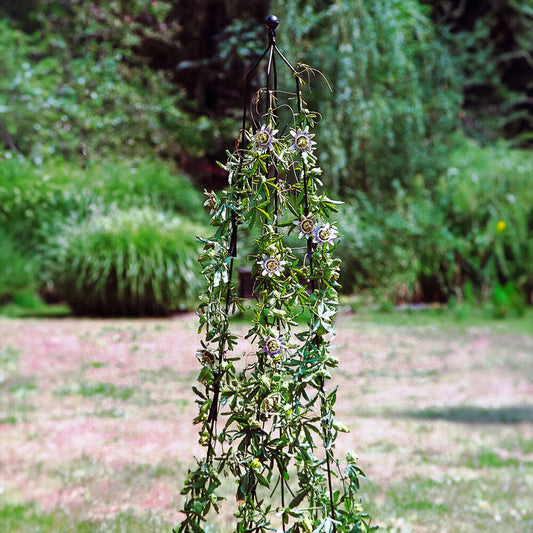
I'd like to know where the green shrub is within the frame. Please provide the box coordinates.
[337,135,533,304]
[337,187,456,302]
[442,136,533,298]
[490,281,527,319]
[0,6,237,164]
[85,159,207,224]
[0,228,36,304]
[336,200,414,296]
[1,156,207,308]
[0,15,196,162]
[45,207,206,316]
[0,156,96,253]
[0,156,207,252]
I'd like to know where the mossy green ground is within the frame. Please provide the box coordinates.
[0,307,532,532]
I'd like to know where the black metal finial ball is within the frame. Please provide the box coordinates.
[265,15,279,31]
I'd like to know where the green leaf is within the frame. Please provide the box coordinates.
[255,206,271,219]
[289,489,308,508]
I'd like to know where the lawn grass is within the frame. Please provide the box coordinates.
[0,305,532,532]
[0,299,70,318]
[0,503,172,533]
[377,472,533,532]
[348,302,533,335]
[53,381,136,402]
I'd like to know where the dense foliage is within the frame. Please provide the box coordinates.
[0,156,207,311]
[0,156,206,248]
[337,135,533,308]
[1,0,532,311]
[0,0,269,187]
[0,2,237,166]
[273,0,461,196]
[424,0,533,143]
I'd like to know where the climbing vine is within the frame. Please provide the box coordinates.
[176,17,375,533]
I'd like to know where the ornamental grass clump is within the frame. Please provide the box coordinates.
[49,207,205,316]
[177,16,374,533]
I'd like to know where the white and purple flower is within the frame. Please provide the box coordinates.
[293,216,316,239]
[253,125,277,151]
[313,223,338,245]
[290,127,316,153]
[262,336,284,357]
[258,254,287,277]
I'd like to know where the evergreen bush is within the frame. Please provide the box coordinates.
[45,207,206,316]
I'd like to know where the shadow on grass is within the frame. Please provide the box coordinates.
[404,405,533,424]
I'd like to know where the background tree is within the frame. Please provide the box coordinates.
[272,0,461,197]
[423,0,533,144]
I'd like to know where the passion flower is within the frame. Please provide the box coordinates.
[258,254,287,277]
[293,216,315,239]
[313,223,338,245]
[290,127,316,153]
[253,125,277,151]
[262,336,284,357]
